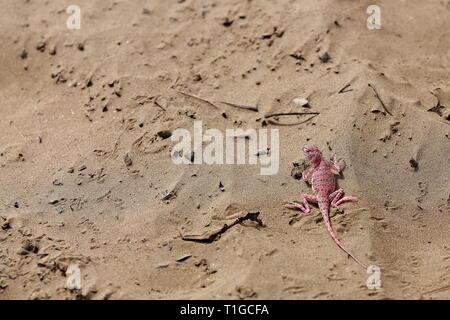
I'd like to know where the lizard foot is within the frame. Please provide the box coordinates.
[284,202,312,214]
[330,189,358,208]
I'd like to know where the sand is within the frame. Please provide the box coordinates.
[0,0,449,300]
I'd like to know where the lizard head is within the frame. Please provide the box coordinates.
[302,145,322,164]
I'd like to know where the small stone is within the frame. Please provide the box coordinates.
[124,153,133,167]
[142,8,151,15]
[319,52,331,63]
[206,267,217,275]
[21,240,39,254]
[409,159,419,171]
[157,130,172,139]
[36,41,46,52]
[222,17,233,27]
[176,254,192,262]
[292,97,309,107]
[156,42,166,49]
[20,49,28,59]
[155,263,169,269]
[49,198,60,205]
[161,190,176,201]
[52,179,63,186]
[1,220,10,230]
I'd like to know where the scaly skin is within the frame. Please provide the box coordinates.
[286,145,366,268]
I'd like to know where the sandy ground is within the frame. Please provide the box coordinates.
[0,0,449,300]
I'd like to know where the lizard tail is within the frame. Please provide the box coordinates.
[319,201,367,269]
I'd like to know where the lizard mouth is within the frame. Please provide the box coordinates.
[302,145,321,162]
[302,147,313,159]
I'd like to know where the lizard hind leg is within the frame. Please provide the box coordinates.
[297,194,317,214]
[284,194,317,214]
[329,189,357,208]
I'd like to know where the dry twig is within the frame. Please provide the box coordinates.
[368,83,392,115]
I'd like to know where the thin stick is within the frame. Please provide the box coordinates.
[175,90,220,109]
[338,83,352,94]
[264,112,320,119]
[218,101,258,112]
[154,100,166,111]
[368,83,392,116]
[428,91,443,116]
[267,114,318,126]
[422,284,450,296]
[181,212,263,243]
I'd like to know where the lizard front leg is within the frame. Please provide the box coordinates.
[330,154,342,175]
[285,194,317,214]
[302,166,314,182]
[329,189,357,208]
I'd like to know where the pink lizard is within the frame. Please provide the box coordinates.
[286,145,367,268]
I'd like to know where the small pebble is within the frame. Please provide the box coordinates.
[52,179,63,186]
[155,263,169,269]
[20,50,28,59]
[292,97,309,107]
[409,159,419,171]
[157,130,172,139]
[176,254,192,262]
[124,153,133,167]
[36,42,46,52]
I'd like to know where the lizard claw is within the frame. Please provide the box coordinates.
[334,156,345,169]
[285,202,299,209]
[285,201,304,210]
[285,202,312,214]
